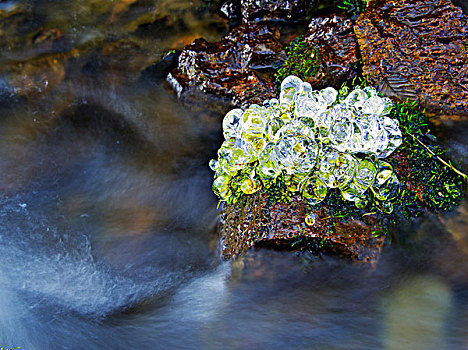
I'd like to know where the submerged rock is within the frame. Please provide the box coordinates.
[167,24,286,108]
[221,192,386,265]
[355,0,468,115]
[220,0,315,23]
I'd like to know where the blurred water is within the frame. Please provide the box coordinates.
[1,0,468,349]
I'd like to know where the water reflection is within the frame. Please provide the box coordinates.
[0,0,468,349]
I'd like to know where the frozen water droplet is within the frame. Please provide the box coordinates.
[363,86,377,98]
[301,176,327,205]
[240,176,261,195]
[329,117,353,152]
[280,75,303,104]
[223,109,243,139]
[274,134,318,175]
[361,96,386,115]
[213,173,232,200]
[320,87,338,106]
[354,159,377,191]
[305,213,316,226]
[371,161,400,201]
[318,148,358,188]
[344,88,367,109]
[257,143,281,178]
[378,117,402,158]
[209,159,219,171]
[340,180,365,202]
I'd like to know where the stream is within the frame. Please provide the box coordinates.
[1,0,468,349]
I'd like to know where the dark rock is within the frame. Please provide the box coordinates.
[220,192,386,265]
[305,14,358,89]
[220,0,315,23]
[139,51,181,86]
[167,23,286,108]
[355,0,468,115]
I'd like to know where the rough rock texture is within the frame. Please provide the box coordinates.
[167,24,286,108]
[355,0,468,115]
[305,14,358,89]
[220,0,314,23]
[221,192,386,265]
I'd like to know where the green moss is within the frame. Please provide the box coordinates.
[388,101,466,219]
[275,35,320,88]
[305,98,467,237]
[335,0,368,21]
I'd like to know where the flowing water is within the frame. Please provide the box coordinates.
[1,1,468,349]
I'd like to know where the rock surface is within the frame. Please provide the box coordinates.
[355,0,468,115]
[221,192,386,265]
[220,0,314,23]
[305,14,358,89]
[167,23,286,108]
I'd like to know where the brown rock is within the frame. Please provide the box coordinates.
[220,0,315,23]
[355,0,468,115]
[167,23,286,108]
[220,192,386,265]
[305,14,359,89]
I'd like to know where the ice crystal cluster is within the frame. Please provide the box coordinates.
[210,75,403,215]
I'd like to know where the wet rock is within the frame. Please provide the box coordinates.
[305,14,358,89]
[220,0,315,23]
[167,23,286,108]
[220,192,385,265]
[355,0,468,115]
[139,50,181,86]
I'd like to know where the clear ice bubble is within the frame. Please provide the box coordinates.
[276,120,315,141]
[273,134,318,175]
[305,212,317,226]
[361,96,387,115]
[318,148,358,188]
[340,180,365,202]
[218,138,254,174]
[378,117,402,158]
[301,176,328,205]
[320,87,338,106]
[212,173,232,200]
[329,117,353,152]
[302,81,312,93]
[285,173,307,192]
[356,117,383,154]
[371,161,400,201]
[240,176,262,195]
[241,105,267,134]
[381,97,393,115]
[222,108,243,139]
[340,159,376,202]
[257,143,281,178]
[209,159,219,172]
[363,86,377,98]
[280,75,304,104]
[354,159,377,191]
[265,117,285,142]
[294,91,317,119]
[263,98,279,108]
[344,88,368,109]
